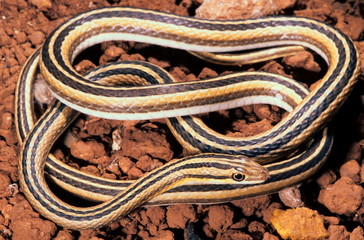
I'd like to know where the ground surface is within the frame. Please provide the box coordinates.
[0,0,363,239]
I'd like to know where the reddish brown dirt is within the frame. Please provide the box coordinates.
[0,0,363,239]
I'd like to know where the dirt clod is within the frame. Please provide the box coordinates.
[70,140,106,162]
[208,205,234,232]
[340,160,361,183]
[166,204,197,229]
[271,207,328,240]
[318,176,363,216]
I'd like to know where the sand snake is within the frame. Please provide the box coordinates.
[16,7,360,229]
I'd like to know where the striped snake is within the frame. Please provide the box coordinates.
[16,7,360,229]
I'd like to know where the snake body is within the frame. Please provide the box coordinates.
[16,7,360,229]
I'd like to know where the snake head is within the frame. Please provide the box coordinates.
[183,154,269,186]
[231,158,269,184]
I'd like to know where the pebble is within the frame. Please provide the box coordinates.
[29,0,52,10]
[117,155,135,175]
[328,225,349,240]
[0,173,11,198]
[318,177,363,215]
[278,186,304,208]
[231,195,270,217]
[316,170,337,188]
[271,208,328,240]
[345,142,361,161]
[80,165,101,177]
[207,205,234,232]
[127,166,144,179]
[14,31,26,44]
[195,0,296,19]
[262,232,279,240]
[70,140,106,162]
[166,204,196,229]
[28,31,45,45]
[350,226,364,240]
[283,51,321,72]
[135,155,163,172]
[217,230,253,240]
[339,160,361,183]
[145,230,174,240]
[145,207,165,226]
[261,202,282,224]
[0,112,13,130]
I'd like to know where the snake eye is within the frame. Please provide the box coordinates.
[232,172,246,182]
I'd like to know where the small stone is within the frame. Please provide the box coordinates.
[137,230,150,239]
[208,205,234,232]
[105,161,121,175]
[271,207,328,240]
[101,172,116,180]
[70,140,106,162]
[135,155,163,172]
[345,142,361,161]
[13,45,27,65]
[317,170,337,188]
[119,128,173,161]
[75,59,96,75]
[283,51,321,72]
[6,58,18,67]
[197,67,218,79]
[0,112,13,130]
[99,45,125,64]
[218,230,253,240]
[29,0,52,10]
[336,15,364,40]
[28,31,45,46]
[231,119,273,137]
[0,32,12,46]
[53,230,73,240]
[232,195,270,217]
[128,166,144,179]
[145,230,174,240]
[91,155,112,166]
[350,226,364,240]
[147,57,171,68]
[0,173,11,198]
[253,104,271,120]
[328,225,349,240]
[278,186,304,208]
[324,216,340,225]
[117,155,135,175]
[340,160,361,183]
[34,78,54,105]
[145,207,165,226]
[262,232,279,240]
[230,218,248,229]
[196,0,296,19]
[166,204,196,229]
[119,218,138,235]
[80,165,101,177]
[248,221,266,237]
[0,129,17,146]
[318,177,363,215]
[14,31,27,44]
[262,202,282,224]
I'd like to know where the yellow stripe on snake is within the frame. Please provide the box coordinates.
[15,7,360,229]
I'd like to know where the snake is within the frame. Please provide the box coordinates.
[16,7,360,229]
